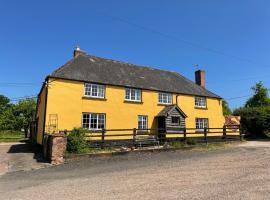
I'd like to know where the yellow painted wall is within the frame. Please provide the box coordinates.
[37,78,226,143]
[36,84,47,144]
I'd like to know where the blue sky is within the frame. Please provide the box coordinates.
[0,0,269,108]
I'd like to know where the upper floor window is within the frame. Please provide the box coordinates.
[158,92,172,104]
[195,96,206,108]
[138,115,148,130]
[82,113,105,130]
[196,118,208,131]
[84,83,105,98]
[125,88,141,102]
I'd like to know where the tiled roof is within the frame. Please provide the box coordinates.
[157,105,187,117]
[49,53,222,99]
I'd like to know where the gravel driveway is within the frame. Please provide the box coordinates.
[1,141,270,200]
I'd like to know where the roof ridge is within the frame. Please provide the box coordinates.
[86,54,180,75]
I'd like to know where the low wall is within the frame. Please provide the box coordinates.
[43,133,67,165]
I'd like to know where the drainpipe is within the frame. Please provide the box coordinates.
[176,94,179,105]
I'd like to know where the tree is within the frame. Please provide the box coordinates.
[245,82,270,107]
[233,106,270,138]
[0,107,17,130]
[0,95,11,115]
[222,100,232,115]
[13,98,36,137]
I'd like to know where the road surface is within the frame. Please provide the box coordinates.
[0,141,270,200]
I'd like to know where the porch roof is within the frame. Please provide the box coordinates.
[157,104,187,118]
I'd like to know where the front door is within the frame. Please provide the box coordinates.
[157,117,166,142]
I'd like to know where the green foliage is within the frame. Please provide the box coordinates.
[0,96,36,135]
[67,128,88,153]
[245,82,270,108]
[0,95,11,115]
[13,98,36,133]
[222,100,232,115]
[186,138,197,145]
[233,106,270,137]
[0,107,18,130]
[231,82,270,138]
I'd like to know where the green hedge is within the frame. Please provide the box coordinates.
[234,106,270,138]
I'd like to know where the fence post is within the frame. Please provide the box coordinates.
[183,128,187,144]
[223,125,227,141]
[133,128,137,147]
[101,128,105,149]
[204,128,207,144]
[239,125,243,141]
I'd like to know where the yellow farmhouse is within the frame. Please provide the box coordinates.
[35,47,225,145]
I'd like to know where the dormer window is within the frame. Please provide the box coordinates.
[84,83,105,98]
[195,96,206,108]
[158,92,172,104]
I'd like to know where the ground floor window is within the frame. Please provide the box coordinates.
[195,118,208,131]
[138,115,148,130]
[82,113,105,130]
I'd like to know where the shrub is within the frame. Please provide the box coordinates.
[67,128,88,153]
[233,106,270,138]
[186,138,197,145]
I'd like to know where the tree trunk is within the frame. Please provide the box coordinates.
[24,126,28,138]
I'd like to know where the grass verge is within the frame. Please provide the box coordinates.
[168,140,243,151]
[0,130,26,142]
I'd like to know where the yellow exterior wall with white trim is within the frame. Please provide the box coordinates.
[36,78,226,144]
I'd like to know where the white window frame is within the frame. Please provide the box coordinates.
[125,88,141,102]
[195,118,208,132]
[158,92,172,104]
[84,83,105,98]
[138,115,148,130]
[82,113,105,130]
[195,96,207,108]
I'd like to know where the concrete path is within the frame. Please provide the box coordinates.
[0,142,50,176]
[1,140,270,199]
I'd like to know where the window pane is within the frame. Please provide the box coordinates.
[159,93,172,104]
[84,83,105,98]
[138,115,147,129]
[195,97,206,108]
[125,88,141,101]
[196,118,208,130]
[172,117,180,124]
[125,89,130,99]
[97,114,104,129]
[90,114,97,129]
[82,113,90,129]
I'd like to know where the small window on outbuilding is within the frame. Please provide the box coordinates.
[171,116,180,125]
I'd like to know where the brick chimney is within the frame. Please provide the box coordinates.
[195,70,205,88]
[73,46,86,58]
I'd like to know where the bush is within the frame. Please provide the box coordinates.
[67,128,88,153]
[186,138,197,145]
[234,106,270,138]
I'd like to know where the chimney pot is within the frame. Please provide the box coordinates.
[73,46,86,58]
[195,70,205,88]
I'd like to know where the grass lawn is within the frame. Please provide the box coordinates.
[0,130,27,142]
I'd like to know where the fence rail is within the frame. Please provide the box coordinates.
[59,125,242,148]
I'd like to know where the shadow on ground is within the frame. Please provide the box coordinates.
[7,142,48,163]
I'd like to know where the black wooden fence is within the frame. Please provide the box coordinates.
[61,125,242,148]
